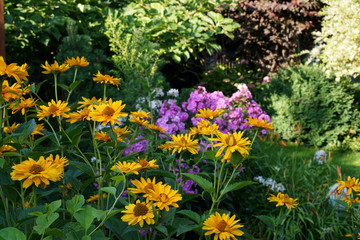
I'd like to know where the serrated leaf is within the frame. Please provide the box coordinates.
[182,173,214,195]
[66,195,85,215]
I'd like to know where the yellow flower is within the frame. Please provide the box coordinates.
[267,192,298,210]
[146,123,165,133]
[77,96,102,109]
[111,161,142,175]
[41,60,70,74]
[31,123,46,136]
[245,117,274,130]
[89,99,127,125]
[0,144,16,155]
[66,108,90,123]
[93,71,121,86]
[65,56,89,67]
[195,107,224,120]
[121,200,155,227]
[10,156,66,188]
[2,80,23,102]
[128,177,158,195]
[158,133,200,155]
[336,176,360,196]
[210,131,251,162]
[86,193,107,203]
[147,183,182,211]
[129,116,149,127]
[113,126,131,141]
[189,119,219,136]
[137,156,159,170]
[341,195,360,206]
[203,212,244,240]
[9,97,37,115]
[130,110,151,119]
[0,57,29,83]
[95,131,111,142]
[3,122,20,134]
[37,100,70,120]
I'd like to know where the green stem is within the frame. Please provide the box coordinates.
[66,67,78,103]
[53,73,59,102]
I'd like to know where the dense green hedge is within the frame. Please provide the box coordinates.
[261,64,360,148]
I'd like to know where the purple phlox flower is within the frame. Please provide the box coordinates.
[155,100,188,136]
[124,135,148,155]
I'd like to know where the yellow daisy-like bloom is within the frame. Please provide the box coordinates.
[10,156,66,188]
[245,117,274,130]
[111,161,142,175]
[41,60,70,74]
[341,195,360,206]
[3,122,20,134]
[89,99,127,125]
[113,126,131,141]
[46,154,69,172]
[137,157,159,170]
[121,200,155,227]
[336,176,360,196]
[128,177,159,195]
[210,131,251,162]
[147,183,182,211]
[66,108,90,124]
[189,119,219,136]
[86,193,107,203]
[77,96,102,109]
[95,131,111,142]
[31,123,46,136]
[195,107,225,120]
[130,110,151,119]
[146,123,166,133]
[65,56,89,67]
[37,100,70,120]
[93,71,121,86]
[203,212,244,240]
[0,144,16,155]
[2,80,23,102]
[9,97,37,115]
[0,57,29,83]
[267,192,299,210]
[158,133,200,155]
[129,116,149,127]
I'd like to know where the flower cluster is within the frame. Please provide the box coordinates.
[156,100,189,135]
[254,176,286,192]
[267,192,299,210]
[172,159,200,194]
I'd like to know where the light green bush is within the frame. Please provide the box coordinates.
[308,0,360,80]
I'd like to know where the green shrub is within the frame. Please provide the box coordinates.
[261,64,360,147]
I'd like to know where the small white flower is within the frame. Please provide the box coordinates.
[152,88,164,98]
[150,100,162,110]
[236,83,248,91]
[167,88,179,98]
[314,150,327,164]
[274,166,280,172]
[117,116,128,125]
[91,157,100,163]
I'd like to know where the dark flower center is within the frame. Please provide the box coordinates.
[30,164,44,174]
[102,106,115,116]
[160,193,168,202]
[48,104,59,113]
[217,220,228,232]
[134,203,148,216]
[225,135,236,147]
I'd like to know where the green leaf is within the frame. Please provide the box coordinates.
[74,205,97,232]
[155,225,168,236]
[70,161,94,176]
[220,181,255,196]
[111,175,125,186]
[47,200,61,214]
[177,210,201,223]
[14,119,36,144]
[57,83,69,92]
[172,54,181,63]
[230,151,244,165]
[182,173,214,195]
[101,187,116,196]
[70,81,82,91]
[256,215,275,228]
[0,227,26,240]
[66,195,85,215]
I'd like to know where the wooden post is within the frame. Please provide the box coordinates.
[0,0,5,60]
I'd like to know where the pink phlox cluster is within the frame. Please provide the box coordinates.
[156,100,188,136]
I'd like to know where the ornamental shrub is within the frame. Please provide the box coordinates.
[261,64,360,147]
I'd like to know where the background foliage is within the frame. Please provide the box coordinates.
[261,64,360,148]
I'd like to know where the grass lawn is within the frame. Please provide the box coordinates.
[258,138,360,178]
